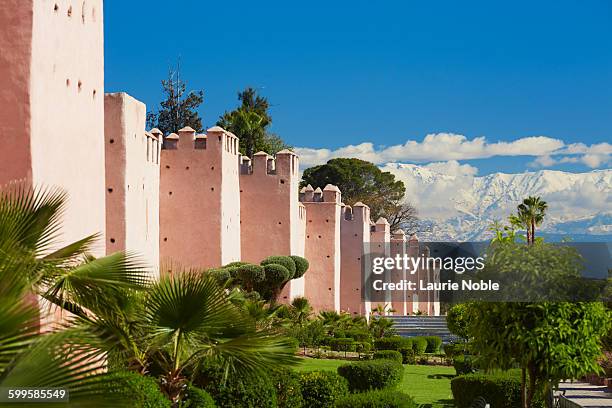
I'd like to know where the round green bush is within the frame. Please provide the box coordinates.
[373,336,403,351]
[335,389,418,408]
[290,255,309,278]
[346,329,372,342]
[424,336,442,353]
[104,370,170,408]
[206,268,231,285]
[183,384,216,408]
[411,337,428,355]
[337,360,403,392]
[262,263,291,284]
[270,369,303,408]
[261,256,296,279]
[223,261,248,268]
[196,366,277,408]
[299,370,348,408]
[373,350,403,364]
[398,347,416,364]
[236,264,265,284]
[451,371,545,408]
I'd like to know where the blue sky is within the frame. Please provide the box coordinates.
[104,0,612,175]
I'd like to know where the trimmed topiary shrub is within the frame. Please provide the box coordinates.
[183,385,216,408]
[424,336,442,353]
[356,341,372,355]
[235,263,265,291]
[290,255,309,278]
[451,371,545,408]
[261,256,296,279]
[299,371,348,408]
[398,347,416,364]
[330,337,356,357]
[195,366,277,408]
[104,371,171,408]
[346,329,372,342]
[206,268,231,286]
[335,389,418,408]
[373,336,403,351]
[337,360,403,392]
[453,354,475,375]
[411,337,428,355]
[372,350,403,364]
[270,369,303,408]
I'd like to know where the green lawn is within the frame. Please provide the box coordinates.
[295,358,455,407]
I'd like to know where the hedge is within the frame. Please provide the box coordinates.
[290,255,309,279]
[103,371,171,408]
[411,337,428,355]
[451,371,545,408]
[299,371,348,408]
[372,350,403,364]
[424,336,442,353]
[330,338,356,354]
[183,385,216,408]
[373,336,403,351]
[196,366,277,408]
[399,347,416,364]
[335,389,418,408]
[270,369,303,408]
[337,360,403,392]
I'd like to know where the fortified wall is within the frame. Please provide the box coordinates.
[0,0,438,316]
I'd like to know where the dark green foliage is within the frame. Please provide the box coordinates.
[183,384,216,408]
[196,366,277,408]
[411,337,428,355]
[446,303,472,340]
[206,268,231,286]
[453,354,476,375]
[235,264,265,291]
[423,336,442,353]
[301,158,417,231]
[261,256,296,279]
[290,255,309,278]
[330,338,356,356]
[270,369,303,408]
[356,342,372,354]
[346,329,372,342]
[398,347,416,364]
[146,65,204,134]
[299,371,348,408]
[262,263,290,284]
[337,360,403,392]
[372,350,403,364]
[335,389,418,408]
[373,336,403,351]
[104,371,171,408]
[451,371,545,408]
[443,343,460,357]
[223,261,248,268]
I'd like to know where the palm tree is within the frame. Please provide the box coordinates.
[226,109,266,158]
[517,196,548,244]
[509,212,531,243]
[75,267,298,404]
[0,183,149,406]
[290,297,312,327]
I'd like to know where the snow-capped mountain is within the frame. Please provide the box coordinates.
[381,163,612,241]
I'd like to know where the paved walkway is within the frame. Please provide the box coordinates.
[557,382,612,407]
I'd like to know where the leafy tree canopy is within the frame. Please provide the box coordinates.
[147,63,204,135]
[301,158,417,232]
[218,87,291,157]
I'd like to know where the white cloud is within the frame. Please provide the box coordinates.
[295,132,611,170]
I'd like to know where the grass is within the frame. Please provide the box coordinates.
[295,357,455,407]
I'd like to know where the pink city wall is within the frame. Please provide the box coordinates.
[239,150,306,301]
[104,93,160,276]
[159,126,241,271]
[0,0,439,317]
[0,0,106,256]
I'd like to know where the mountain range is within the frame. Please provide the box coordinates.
[381,163,611,242]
